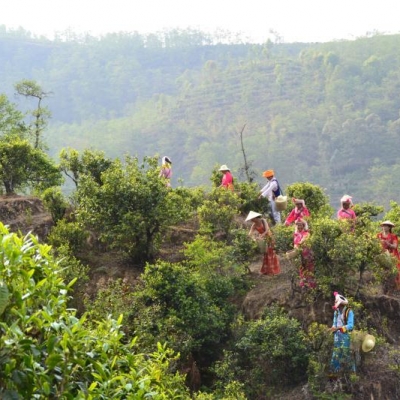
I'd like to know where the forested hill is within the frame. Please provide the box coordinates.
[2,26,400,206]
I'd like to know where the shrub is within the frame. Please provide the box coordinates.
[272,223,294,253]
[41,186,69,224]
[308,217,383,295]
[131,261,238,360]
[230,228,259,267]
[47,219,87,253]
[76,155,193,263]
[198,188,242,236]
[284,182,333,218]
[306,322,334,394]
[0,223,190,399]
[234,181,270,215]
[53,243,89,288]
[215,307,310,399]
[85,278,135,322]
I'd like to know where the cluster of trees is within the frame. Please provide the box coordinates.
[0,81,61,194]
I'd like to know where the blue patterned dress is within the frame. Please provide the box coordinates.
[330,306,355,373]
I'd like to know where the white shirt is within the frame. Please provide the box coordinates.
[260,179,278,201]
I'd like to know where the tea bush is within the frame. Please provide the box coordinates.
[0,223,191,399]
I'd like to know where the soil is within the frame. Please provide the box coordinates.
[0,194,53,239]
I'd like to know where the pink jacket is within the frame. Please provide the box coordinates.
[285,207,310,226]
[337,209,356,220]
[294,230,309,248]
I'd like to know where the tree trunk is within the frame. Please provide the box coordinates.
[3,180,14,195]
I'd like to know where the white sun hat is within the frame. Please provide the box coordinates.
[340,195,353,204]
[332,291,348,310]
[245,211,262,222]
[362,334,376,353]
[380,220,395,227]
[219,164,230,171]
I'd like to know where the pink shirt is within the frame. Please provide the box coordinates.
[337,209,356,220]
[285,207,310,226]
[160,167,172,179]
[294,230,309,247]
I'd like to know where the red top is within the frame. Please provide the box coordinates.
[221,171,233,187]
[254,220,268,235]
[294,230,309,248]
[285,207,310,226]
[377,232,400,258]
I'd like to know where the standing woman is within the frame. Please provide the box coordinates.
[219,164,234,191]
[293,219,316,288]
[159,156,172,187]
[246,211,280,275]
[337,195,356,219]
[377,220,400,290]
[284,198,310,226]
[337,195,356,232]
[330,292,355,375]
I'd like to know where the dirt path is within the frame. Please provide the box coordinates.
[243,253,298,319]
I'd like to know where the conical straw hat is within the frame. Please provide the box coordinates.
[380,220,395,227]
[245,211,262,222]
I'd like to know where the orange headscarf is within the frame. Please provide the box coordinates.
[262,170,274,178]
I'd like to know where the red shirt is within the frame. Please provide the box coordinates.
[221,171,233,187]
[285,207,310,226]
[377,232,400,258]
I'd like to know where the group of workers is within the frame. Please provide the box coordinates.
[238,167,383,378]
[238,167,400,292]
[165,161,399,293]
[159,159,383,377]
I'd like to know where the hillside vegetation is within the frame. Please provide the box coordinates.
[1,172,400,398]
[1,26,400,399]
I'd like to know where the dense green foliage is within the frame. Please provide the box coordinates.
[0,136,61,194]
[0,224,192,399]
[2,26,400,398]
[74,155,193,262]
[1,165,399,398]
[131,260,238,359]
[0,90,61,194]
[41,186,69,223]
[214,307,309,399]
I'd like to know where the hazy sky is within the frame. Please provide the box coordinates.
[2,0,400,43]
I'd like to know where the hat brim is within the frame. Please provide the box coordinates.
[380,221,395,227]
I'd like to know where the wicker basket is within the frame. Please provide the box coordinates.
[275,195,288,211]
